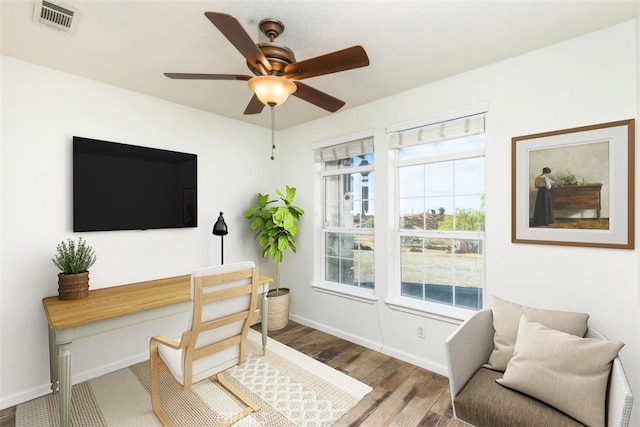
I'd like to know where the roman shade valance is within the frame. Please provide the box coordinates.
[388,114,485,149]
[314,137,374,163]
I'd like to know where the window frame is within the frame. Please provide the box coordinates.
[312,132,377,304]
[388,112,487,322]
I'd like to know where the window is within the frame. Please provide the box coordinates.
[315,137,375,291]
[391,114,485,312]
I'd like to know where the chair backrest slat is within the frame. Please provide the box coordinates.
[201,284,253,305]
[197,268,255,287]
[200,310,252,333]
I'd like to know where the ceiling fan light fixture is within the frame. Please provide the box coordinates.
[248,75,296,106]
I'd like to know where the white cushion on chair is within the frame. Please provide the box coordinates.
[497,316,624,427]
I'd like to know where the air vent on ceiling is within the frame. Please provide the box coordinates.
[33,0,81,34]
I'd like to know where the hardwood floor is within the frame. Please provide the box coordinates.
[0,321,466,427]
[261,321,466,427]
[0,408,14,427]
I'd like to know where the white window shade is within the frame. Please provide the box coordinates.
[389,114,485,149]
[314,137,374,163]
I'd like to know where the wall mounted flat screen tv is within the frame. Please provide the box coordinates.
[73,136,197,232]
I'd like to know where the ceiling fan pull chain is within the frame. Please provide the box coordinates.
[270,104,276,160]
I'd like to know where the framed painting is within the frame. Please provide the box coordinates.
[511,119,635,249]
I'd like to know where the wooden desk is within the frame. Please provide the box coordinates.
[550,183,603,219]
[43,274,272,427]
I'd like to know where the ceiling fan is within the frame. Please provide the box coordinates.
[164,12,370,115]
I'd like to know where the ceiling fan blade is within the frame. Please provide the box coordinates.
[164,73,252,81]
[292,81,345,113]
[283,46,369,80]
[244,94,266,115]
[204,12,271,74]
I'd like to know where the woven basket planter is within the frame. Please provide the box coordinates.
[267,288,290,331]
[58,271,90,300]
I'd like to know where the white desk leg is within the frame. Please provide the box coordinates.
[57,341,73,427]
[262,292,268,355]
[48,327,58,391]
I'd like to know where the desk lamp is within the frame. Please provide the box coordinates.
[212,212,228,264]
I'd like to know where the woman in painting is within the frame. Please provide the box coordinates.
[532,167,554,226]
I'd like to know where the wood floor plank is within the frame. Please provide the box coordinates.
[315,340,353,364]
[377,359,419,391]
[359,367,436,426]
[0,408,15,427]
[349,351,393,381]
[333,387,391,426]
[392,373,449,426]
[414,410,447,427]
[430,383,455,418]
[329,343,376,373]
[294,330,346,358]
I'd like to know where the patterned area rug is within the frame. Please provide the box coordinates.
[17,329,372,426]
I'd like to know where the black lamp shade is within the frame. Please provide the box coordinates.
[212,212,228,236]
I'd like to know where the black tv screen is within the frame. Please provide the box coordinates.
[73,137,197,232]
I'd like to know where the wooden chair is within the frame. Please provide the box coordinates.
[150,261,261,427]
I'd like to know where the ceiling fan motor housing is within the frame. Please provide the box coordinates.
[249,43,296,75]
[246,19,296,75]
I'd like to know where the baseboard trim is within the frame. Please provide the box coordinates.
[0,352,149,410]
[289,314,448,377]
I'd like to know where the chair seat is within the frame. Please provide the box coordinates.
[454,367,585,427]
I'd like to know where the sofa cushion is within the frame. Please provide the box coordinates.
[497,316,623,427]
[454,367,585,427]
[485,295,589,371]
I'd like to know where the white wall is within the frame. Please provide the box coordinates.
[0,56,279,408]
[280,20,639,425]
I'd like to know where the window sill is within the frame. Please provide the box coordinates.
[312,281,378,304]
[385,296,478,325]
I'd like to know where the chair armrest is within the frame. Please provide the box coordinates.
[444,309,494,398]
[586,328,634,427]
[150,332,190,350]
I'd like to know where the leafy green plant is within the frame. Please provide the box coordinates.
[52,237,97,274]
[244,185,304,293]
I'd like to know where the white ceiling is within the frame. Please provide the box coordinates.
[1,0,638,130]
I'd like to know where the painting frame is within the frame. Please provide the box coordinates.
[511,119,635,249]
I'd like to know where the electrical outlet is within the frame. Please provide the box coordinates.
[417,325,426,338]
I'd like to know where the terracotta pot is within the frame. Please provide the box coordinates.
[58,271,90,300]
[267,288,290,331]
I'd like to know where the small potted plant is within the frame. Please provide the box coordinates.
[244,185,304,330]
[52,237,97,300]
